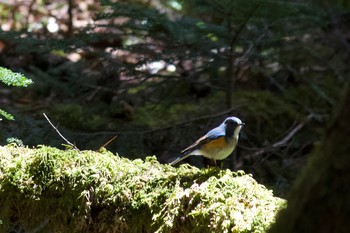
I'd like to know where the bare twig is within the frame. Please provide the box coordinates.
[56,105,244,138]
[43,113,80,151]
[226,4,261,108]
[244,115,313,160]
[99,134,118,150]
[67,0,74,36]
[123,105,243,135]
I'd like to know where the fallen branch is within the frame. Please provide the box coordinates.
[43,113,80,151]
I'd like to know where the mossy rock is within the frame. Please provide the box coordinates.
[0,145,285,233]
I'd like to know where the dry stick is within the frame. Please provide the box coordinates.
[68,105,243,137]
[43,113,80,151]
[245,114,314,161]
[99,134,118,150]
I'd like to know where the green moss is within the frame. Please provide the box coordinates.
[0,145,285,233]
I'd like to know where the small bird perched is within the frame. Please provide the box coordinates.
[170,116,244,166]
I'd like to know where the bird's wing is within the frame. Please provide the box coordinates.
[181,127,225,155]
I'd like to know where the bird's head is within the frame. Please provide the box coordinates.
[224,116,244,139]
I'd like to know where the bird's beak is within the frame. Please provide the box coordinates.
[240,122,245,126]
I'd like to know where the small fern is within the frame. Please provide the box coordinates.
[0,66,33,121]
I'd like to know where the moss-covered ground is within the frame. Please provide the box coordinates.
[0,145,285,233]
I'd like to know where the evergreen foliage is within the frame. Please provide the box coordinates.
[0,67,32,87]
[0,109,14,121]
[0,67,32,121]
[0,145,285,233]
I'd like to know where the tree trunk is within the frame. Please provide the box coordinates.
[268,86,350,233]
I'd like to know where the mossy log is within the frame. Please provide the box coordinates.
[0,146,285,233]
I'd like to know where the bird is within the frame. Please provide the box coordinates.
[170,116,244,166]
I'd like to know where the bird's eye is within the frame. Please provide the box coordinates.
[225,119,235,125]
[226,119,241,128]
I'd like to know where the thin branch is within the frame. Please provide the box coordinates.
[229,4,261,50]
[67,0,74,36]
[226,4,261,108]
[138,106,243,134]
[99,134,118,150]
[61,105,244,137]
[43,113,80,151]
[244,115,313,160]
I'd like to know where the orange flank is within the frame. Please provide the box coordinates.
[201,137,228,154]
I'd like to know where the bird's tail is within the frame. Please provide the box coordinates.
[170,153,191,166]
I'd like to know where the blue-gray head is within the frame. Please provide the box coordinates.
[223,116,244,139]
